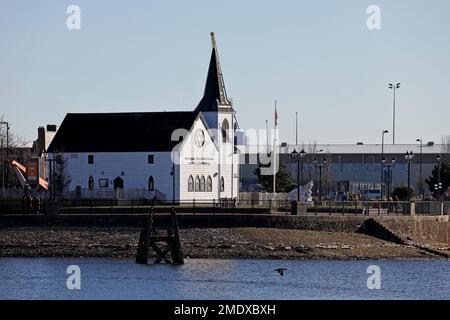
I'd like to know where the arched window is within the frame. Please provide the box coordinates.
[148,176,154,191]
[221,119,230,143]
[200,176,206,192]
[206,176,212,192]
[220,176,225,192]
[188,175,194,192]
[88,176,94,191]
[195,176,200,192]
[113,177,124,189]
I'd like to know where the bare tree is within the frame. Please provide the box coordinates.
[0,114,32,190]
[441,135,450,160]
[53,152,71,200]
[306,141,319,182]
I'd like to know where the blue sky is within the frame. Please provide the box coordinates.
[1,0,449,145]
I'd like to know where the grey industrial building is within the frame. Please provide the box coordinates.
[239,142,447,197]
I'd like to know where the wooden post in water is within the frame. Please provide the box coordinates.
[135,205,184,265]
[135,207,153,264]
[169,206,184,264]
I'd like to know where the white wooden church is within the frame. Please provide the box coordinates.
[47,33,240,202]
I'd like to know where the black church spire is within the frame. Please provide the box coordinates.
[195,32,233,113]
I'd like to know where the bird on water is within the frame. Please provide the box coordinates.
[275,268,287,276]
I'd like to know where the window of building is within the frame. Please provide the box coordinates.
[88,155,94,164]
[148,154,154,164]
[220,176,225,192]
[221,119,230,143]
[195,176,200,192]
[148,176,154,191]
[99,179,108,188]
[88,176,94,191]
[206,176,212,192]
[188,175,194,192]
[200,175,206,192]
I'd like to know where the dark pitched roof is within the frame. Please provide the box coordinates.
[195,33,233,113]
[47,112,197,152]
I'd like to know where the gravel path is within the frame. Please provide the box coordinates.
[1,226,445,260]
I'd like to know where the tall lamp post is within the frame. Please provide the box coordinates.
[291,149,300,201]
[291,148,307,201]
[384,157,396,199]
[404,151,414,201]
[436,154,442,200]
[381,157,389,198]
[388,83,400,144]
[416,138,423,199]
[314,157,328,201]
[391,157,396,195]
[381,129,389,199]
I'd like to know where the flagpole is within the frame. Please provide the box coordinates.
[273,100,277,202]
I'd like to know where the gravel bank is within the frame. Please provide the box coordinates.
[1,226,448,260]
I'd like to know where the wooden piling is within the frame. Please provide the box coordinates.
[135,205,184,265]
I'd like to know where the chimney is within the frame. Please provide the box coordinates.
[37,126,45,153]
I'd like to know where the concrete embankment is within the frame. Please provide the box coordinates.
[373,215,450,244]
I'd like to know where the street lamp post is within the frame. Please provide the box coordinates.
[388,83,400,144]
[416,139,423,199]
[314,157,327,201]
[436,154,442,200]
[381,157,389,199]
[291,148,307,202]
[391,157,396,195]
[381,129,389,199]
[291,149,300,201]
[404,151,414,201]
[299,148,306,185]
[385,157,396,199]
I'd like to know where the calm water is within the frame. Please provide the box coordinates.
[0,258,449,300]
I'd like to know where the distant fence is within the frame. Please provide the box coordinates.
[1,198,449,216]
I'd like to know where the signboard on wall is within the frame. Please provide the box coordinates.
[27,158,40,183]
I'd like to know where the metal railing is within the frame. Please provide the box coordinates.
[0,198,449,216]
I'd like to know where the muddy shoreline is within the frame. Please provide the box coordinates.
[1,226,448,260]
